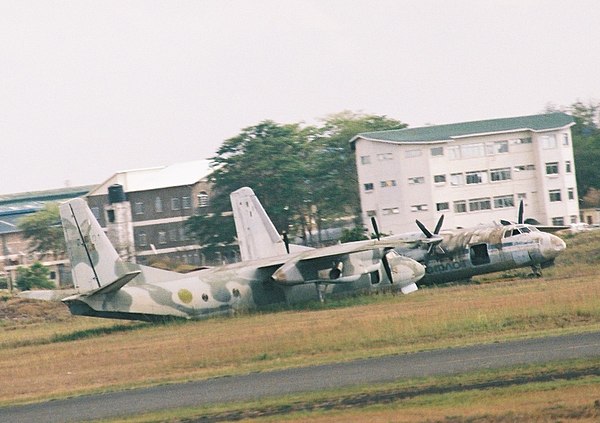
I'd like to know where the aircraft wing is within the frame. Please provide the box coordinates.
[270,239,423,286]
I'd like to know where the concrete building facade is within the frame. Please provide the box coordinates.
[86,160,218,266]
[351,112,579,234]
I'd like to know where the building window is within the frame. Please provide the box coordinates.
[138,232,147,246]
[570,215,577,224]
[450,173,464,186]
[466,170,487,185]
[454,201,467,213]
[382,207,400,215]
[434,174,446,184]
[408,176,425,184]
[169,229,178,242]
[461,143,485,158]
[405,149,422,158]
[377,153,393,161]
[182,196,192,209]
[171,198,181,211]
[364,183,374,191]
[448,146,461,160]
[198,191,209,207]
[514,164,535,172]
[490,168,511,182]
[360,155,371,165]
[91,207,101,220]
[541,135,557,149]
[380,180,397,188]
[562,134,569,146]
[517,193,527,200]
[410,204,429,212]
[494,195,514,208]
[366,210,377,217]
[430,147,444,156]
[552,217,565,226]
[179,227,188,241]
[546,162,559,175]
[158,231,167,244]
[487,140,509,154]
[549,189,562,202]
[134,202,144,215]
[568,188,575,200]
[516,137,532,144]
[565,161,572,173]
[436,202,449,211]
[155,197,163,213]
[469,198,492,212]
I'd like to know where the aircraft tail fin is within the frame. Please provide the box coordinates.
[60,198,179,295]
[230,187,291,261]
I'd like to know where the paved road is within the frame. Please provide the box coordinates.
[3,331,600,423]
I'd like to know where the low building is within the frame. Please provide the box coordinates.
[0,186,93,289]
[351,112,579,234]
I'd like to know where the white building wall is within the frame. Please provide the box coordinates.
[354,126,579,234]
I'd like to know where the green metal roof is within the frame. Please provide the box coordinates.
[353,112,575,144]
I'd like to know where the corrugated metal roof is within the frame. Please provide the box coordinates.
[88,159,213,195]
[353,112,575,144]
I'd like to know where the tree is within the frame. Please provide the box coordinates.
[16,262,55,291]
[567,101,600,198]
[187,120,313,255]
[17,202,65,255]
[308,111,407,223]
[187,113,408,252]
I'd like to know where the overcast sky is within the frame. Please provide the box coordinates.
[1,0,599,195]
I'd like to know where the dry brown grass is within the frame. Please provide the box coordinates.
[264,374,600,422]
[2,230,600,407]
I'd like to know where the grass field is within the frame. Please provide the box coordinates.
[1,229,600,421]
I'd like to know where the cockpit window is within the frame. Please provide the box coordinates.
[521,227,531,233]
[512,228,520,236]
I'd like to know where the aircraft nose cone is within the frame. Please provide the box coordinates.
[541,234,566,260]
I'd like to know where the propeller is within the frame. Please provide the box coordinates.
[415,215,445,255]
[518,200,524,224]
[501,200,525,226]
[369,216,394,283]
[371,216,381,241]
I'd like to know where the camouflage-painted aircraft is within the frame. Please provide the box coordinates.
[235,190,566,286]
[55,191,425,321]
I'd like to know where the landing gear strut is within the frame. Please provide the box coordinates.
[530,264,543,278]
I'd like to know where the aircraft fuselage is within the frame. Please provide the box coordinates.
[394,224,566,284]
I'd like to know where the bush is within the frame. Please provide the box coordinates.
[16,263,55,291]
[0,276,8,290]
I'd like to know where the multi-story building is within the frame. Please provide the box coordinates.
[86,160,218,266]
[351,112,578,234]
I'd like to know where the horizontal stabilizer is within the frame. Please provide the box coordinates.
[82,271,141,297]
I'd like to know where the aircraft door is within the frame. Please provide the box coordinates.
[469,243,490,266]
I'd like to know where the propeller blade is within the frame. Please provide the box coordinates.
[433,215,445,234]
[282,232,290,254]
[371,216,381,241]
[416,219,433,238]
[518,200,524,224]
[382,248,394,284]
